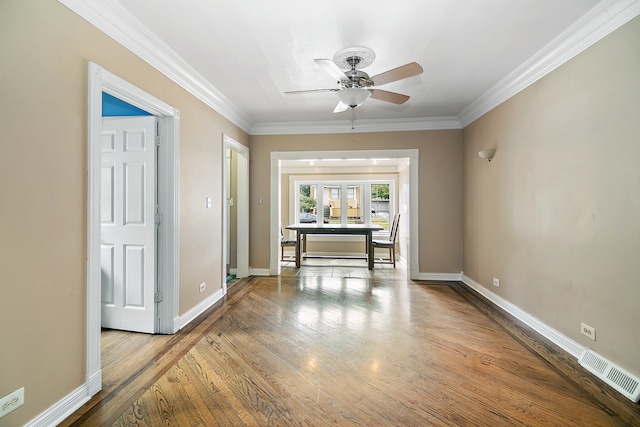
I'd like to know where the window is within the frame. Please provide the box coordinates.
[298,184,317,223]
[294,180,394,233]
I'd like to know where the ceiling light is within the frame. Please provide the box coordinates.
[337,88,371,108]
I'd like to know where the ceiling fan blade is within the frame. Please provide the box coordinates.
[369,89,410,105]
[333,101,349,113]
[315,59,349,82]
[285,88,339,94]
[370,62,423,87]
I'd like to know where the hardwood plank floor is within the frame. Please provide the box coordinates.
[61,269,640,426]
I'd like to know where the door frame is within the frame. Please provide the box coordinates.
[86,62,180,396]
[270,149,419,279]
[222,134,249,292]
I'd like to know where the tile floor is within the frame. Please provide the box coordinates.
[280,255,406,279]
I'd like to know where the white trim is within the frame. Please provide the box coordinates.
[86,61,103,398]
[407,155,419,280]
[24,384,89,427]
[157,115,181,335]
[251,117,462,135]
[461,274,584,358]
[86,63,180,402]
[270,155,282,275]
[418,272,463,281]
[177,288,225,330]
[459,0,640,127]
[250,268,272,276]
[282,165,402,174]
[58,0,252,133]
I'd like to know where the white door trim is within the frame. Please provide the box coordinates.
[222,134,249,293]
[269,149,419,279]
[87,62,180,396]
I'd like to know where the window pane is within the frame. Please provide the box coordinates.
[347,185,363,224]
[371,183,390,231]
[299,184,317,223]
[326,185,341,224]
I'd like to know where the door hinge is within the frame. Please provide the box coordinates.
[155,135,161,146]
[155,213,162,225]
[154,291,163,303]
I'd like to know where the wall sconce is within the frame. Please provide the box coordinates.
[478,149,496,161]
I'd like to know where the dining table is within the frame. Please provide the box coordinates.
[285,223,384,270]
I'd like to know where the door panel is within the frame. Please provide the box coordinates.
[101,244,115,305]
[101,116,156,333]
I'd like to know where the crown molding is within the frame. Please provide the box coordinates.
[458,0,640,127]
[250,116,462,135]
[58,0,253,133]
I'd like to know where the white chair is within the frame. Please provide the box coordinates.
[373,214,400,267]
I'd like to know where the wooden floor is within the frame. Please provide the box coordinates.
[61,269,640,426]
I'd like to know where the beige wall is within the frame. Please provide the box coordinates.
[249,131,464,273]
[463,16,640,375]
[0,1,247,425]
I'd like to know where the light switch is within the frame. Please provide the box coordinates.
[206,196,212,208]
[258,197,263,204]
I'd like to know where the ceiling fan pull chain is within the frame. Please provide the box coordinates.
[351,108,355,130]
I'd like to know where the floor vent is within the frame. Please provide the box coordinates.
[579,349,640,403]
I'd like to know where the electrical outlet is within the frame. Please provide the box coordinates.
[493,278,500,287]
[199,282,206,293]
[581,322,596,341]
[0,387,24,419]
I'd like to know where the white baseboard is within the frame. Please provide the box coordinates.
[25,384,89,427]
[250,267,271,276]
[172,316,180,334]
[417,272,463,281]
[177,288,225,330]
[461,274,584,358]
[86,369,102,397]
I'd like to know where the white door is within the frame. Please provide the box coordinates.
[101,116,156,333]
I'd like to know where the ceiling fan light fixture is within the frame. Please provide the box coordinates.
[337,87,371,108]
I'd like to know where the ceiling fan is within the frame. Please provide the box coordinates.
[286,46,423,113]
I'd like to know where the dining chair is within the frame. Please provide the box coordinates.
[373,213,400,267]
[280,226,296,261]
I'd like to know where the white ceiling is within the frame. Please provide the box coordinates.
[63,0,639,134]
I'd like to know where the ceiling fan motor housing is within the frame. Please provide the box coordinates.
[339,69,373,89]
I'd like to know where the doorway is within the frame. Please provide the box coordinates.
[270,149,419,279]
[86,62,180,396]
[222,134,249,293]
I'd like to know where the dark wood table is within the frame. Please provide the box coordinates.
[285,223,384,270]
